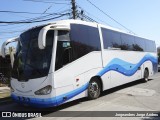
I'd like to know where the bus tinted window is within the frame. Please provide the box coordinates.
[101,27,156,52]
[121,33,135,50]
[133,37,146,51]
[145,39,151,52]
[101,28,112,48]
[151,41,156,52]
[70,24,101,60]
[145,40,156,52]
[102,28,121,49]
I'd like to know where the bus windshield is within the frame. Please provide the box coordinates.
[12,27,54,81]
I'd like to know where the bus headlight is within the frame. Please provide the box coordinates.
[35,85,52,95]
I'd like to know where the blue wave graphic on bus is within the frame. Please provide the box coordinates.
[98,54,158,77]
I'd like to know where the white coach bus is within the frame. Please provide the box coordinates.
[1,20,158,108]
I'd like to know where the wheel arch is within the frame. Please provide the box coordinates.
[144,67,149,76]
[144,67,149,72]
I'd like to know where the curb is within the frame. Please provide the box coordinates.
[0,97,12,105]
[0,86,12,105]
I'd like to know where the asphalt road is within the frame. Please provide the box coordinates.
[1,72,160,120]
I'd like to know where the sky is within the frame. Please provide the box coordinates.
[0,0,160,48]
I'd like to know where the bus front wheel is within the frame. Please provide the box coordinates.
[143,69,149,82]
[88,79,101,100]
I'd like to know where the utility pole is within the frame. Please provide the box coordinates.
[71,0,76,19]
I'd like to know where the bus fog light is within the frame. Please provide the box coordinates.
[35,85,52,95]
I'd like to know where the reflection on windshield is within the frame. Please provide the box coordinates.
[12,27,54,81]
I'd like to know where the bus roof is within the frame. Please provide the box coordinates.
[24,19,155,42]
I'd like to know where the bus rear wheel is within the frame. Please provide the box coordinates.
[88,79,101,100]
[143,69,149,82]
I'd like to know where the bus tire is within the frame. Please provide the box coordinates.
[88,78,101,100]
[143,69,149,82]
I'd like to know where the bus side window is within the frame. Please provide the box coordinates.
[101,28,122,49]
[62,46,72,66]
[55,41,72,71]
[70,24,101,60]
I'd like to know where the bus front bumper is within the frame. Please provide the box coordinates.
[11,93,58,108]
[11,83,89,108]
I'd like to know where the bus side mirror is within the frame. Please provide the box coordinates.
[38,27,49,49]
[9,47,15,68]
[1,37,18,58]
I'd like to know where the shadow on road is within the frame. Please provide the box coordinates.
[101,79,152,97]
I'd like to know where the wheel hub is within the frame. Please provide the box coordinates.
[89,82,99,97]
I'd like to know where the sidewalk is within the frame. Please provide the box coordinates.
[0,86,11,105]
[0,86,10,90]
